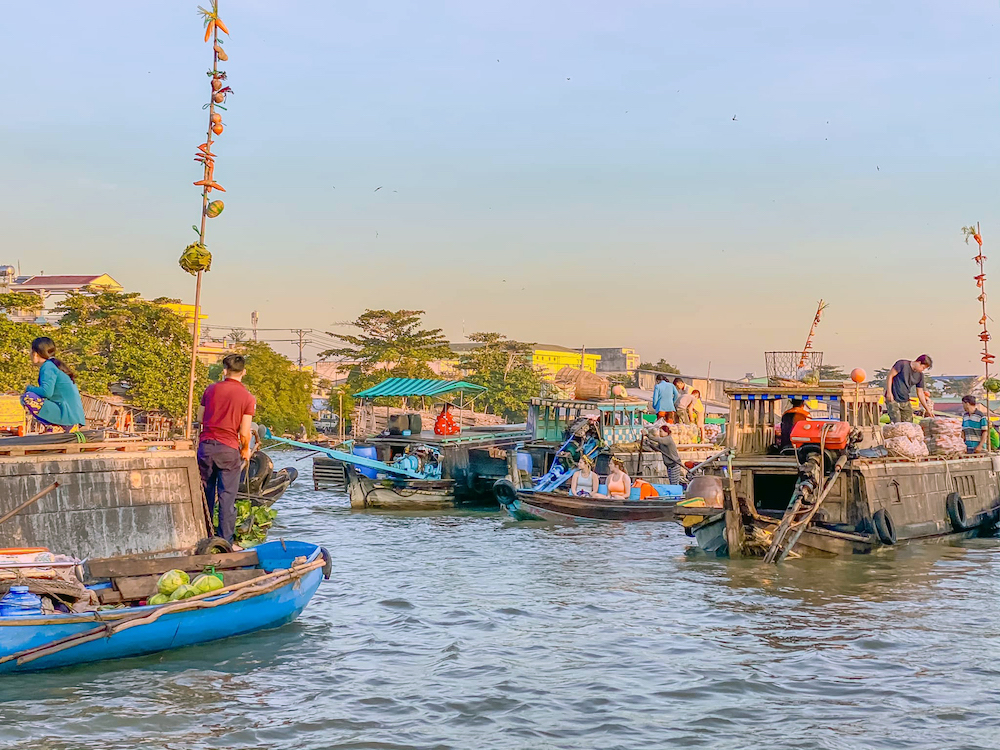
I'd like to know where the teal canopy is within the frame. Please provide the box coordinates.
[354,377,486,399]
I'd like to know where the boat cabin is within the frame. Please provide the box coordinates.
[527,396,650,446]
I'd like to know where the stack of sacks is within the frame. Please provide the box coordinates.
[703,423,723,444]
[920,417,966,456]
[883,422,928,458]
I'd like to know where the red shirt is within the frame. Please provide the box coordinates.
[200,378,256,449]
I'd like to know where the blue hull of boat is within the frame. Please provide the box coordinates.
[0,540,325,673]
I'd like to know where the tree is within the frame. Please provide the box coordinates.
[936,376,980,398]
[236,341,314,435]
[321,309,452,390]
[54,290,207,417]
[639,359,680,374]
[870,368,890,388]
[459,332,544,421]
[228,327,247,343]
[0,292,44,317]
[818,365,848,381]
[0,316,43,392]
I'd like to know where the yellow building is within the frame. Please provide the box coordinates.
[531,345,601,378]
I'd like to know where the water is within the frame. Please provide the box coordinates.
[2,450,1000,749]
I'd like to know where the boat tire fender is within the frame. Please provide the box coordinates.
[945,492,969,531]
[493,479,518,508]
[873,509,896,545]
[195,536,234,556]
[320,547,333,579]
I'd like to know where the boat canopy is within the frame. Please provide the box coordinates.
[354,378,486,399]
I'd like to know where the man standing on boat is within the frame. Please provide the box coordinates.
[197,353,256,545]
[884,355,934,423]
[652,374,680,423]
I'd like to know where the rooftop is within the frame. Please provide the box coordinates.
[15,274,119,288]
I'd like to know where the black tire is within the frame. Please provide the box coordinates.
[195,536,233,556]
[493,479,518,508]
[873,509,896,545]
[946,492,969,531]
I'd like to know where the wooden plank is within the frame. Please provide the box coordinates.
[115,568,266,601]
[85,550,259,580]
[96,588,123,605]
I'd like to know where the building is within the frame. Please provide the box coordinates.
[531,345,601,377]
[8,273,123,323]
[588,347,641,374]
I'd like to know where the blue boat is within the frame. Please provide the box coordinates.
[0,540,330,673]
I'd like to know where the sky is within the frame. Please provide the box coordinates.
[2,1,998,378]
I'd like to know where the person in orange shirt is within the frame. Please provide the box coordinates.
[779,398,810,450]
[434,403,460,436]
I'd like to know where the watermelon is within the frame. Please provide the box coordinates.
[192,573,224,594]
[206,200,225,218]
[169,583,198,601]
[156,569,189,596]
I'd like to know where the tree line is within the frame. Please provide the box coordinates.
[0,290,312,435]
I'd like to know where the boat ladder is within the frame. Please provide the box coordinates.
[762,451,849,563]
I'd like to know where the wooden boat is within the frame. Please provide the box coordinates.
[680,384,1000,559]
[495,483,677,522]
[0,540,330,673]
[524,396,720,481]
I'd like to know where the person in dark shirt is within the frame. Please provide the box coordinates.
[197,354,256,544]
[885,355,934,423]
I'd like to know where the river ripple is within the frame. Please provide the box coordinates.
[2,449,1000,749]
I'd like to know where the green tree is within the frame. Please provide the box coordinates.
[639,359,681,374]
[459,332,544,421]
[936,376,979,398]
[818,365,848,381]
[236,341,314,435]
[0,292,44,317]
[54,290,206,417]
[321,309,452,391]
[0,317,44,392]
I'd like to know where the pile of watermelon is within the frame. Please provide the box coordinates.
[147,569,224,606]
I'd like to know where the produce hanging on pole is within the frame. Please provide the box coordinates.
[183,0,232,439]
[797,299,828,371]
[963,223,994,452]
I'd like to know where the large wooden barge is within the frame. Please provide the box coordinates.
[680,385,1000,558]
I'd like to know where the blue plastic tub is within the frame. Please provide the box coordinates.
[352,445,379,480]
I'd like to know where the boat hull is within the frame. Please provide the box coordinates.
[0,542,325,673]
[346,466,495,511]
[501,490,677,523]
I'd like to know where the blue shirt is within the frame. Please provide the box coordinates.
[652,381,679,413]
[962,410,989,452]
[26,359,86,427]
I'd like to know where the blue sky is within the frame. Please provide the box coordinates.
[2,1,998,376]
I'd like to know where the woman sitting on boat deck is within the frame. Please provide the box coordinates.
[21,337,86,433]
[604,457,632,499]
[434,403,460,436]
[570,455,599,496]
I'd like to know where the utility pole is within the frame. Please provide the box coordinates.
[251,310,258,341]
[295,329,305,371]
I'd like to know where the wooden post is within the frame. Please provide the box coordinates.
[724,452,742,558]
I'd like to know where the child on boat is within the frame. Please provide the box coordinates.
[21,337,86,433]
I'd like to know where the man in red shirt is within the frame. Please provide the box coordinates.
[197,354,256,544]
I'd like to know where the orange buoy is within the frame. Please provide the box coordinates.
[851,368,867,384]
[212,123,223,135]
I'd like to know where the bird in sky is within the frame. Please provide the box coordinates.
[374,186,382,192]
[732,115,737,121]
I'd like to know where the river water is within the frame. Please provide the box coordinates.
[2,450,1000,749]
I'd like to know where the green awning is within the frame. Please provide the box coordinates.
[354,377,486,399]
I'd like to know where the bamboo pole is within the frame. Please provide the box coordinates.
[185,7,225,438]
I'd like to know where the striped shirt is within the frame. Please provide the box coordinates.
[962,411,989,452]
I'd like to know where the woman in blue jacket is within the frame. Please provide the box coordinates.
[21,337,86,432]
